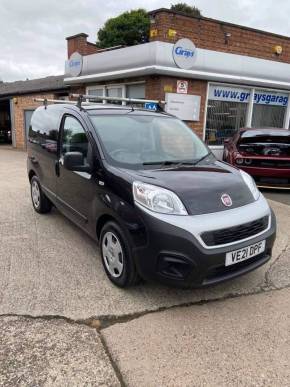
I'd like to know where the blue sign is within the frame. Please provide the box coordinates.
[144,102,158,111]
[175,46,194,58]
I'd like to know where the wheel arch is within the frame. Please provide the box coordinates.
[96,214,118,241]
[28,169,36,182]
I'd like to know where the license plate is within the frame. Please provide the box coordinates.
[225,240,266,266]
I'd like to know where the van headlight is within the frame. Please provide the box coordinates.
[133,181,188,215]
[240,170,260,201]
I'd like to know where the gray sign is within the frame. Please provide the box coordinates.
[165,93,201,121]
[173,39,196,70]
[67,52,83,77]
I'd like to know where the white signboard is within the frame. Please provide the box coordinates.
[165,93,201,121]
[65,52,83,77]
[209,85,288,106]
[172,39,196,70]
[177,80,188,94]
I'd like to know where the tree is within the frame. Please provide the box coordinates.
[170,3,202,17]
[97,9,150,49]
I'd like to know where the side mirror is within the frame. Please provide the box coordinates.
[63,152,92,173]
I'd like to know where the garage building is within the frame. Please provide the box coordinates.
[64,8,290,158]
[0,76,69,149]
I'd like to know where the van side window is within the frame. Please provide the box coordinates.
[29,106,61,154]
[62,116,88,158]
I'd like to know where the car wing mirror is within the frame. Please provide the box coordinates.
[63,152,92,173]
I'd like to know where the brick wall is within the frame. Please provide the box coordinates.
[66,33,99,58]
[13,93,56,149]
[70,85,86,96]
[150,10,290,63]
[145,75,207,138]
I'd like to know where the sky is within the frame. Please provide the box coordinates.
[0,0,289,82]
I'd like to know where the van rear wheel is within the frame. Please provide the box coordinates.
[30,176,52,214]
[100,221,139,288]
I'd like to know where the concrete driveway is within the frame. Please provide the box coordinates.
[262,189,290,206]
[1,148,290,386]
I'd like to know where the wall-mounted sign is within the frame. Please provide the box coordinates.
[209,85,288,106]
[177,80,188,94]
[172,38,196,70]
[150,28,158,38]
[67,52,83,77]
[165,93,201,121]
[144,102,158,111]
[168,29,177,38]
[274,45,283,55]
[164,85,173,93]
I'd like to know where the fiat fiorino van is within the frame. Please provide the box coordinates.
[27,99,276,288]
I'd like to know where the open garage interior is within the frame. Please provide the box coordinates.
[0,99,12,145]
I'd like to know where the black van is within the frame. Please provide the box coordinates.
[27,101,276,288]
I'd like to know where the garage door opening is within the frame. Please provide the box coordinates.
[0,100,12,145]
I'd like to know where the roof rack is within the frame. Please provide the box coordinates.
[71,93,166,105]
[34,94,166,111]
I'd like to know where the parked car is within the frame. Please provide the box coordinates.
[27,102,276,288]
[223,128,290,189]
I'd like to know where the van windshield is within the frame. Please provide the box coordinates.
[89,114,210,169]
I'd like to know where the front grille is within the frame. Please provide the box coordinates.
[255,176,290,186]
[201,216,269,247]
[246,159,290,169]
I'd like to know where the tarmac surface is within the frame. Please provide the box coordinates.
[0,148,289,386]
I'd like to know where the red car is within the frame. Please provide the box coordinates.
[223,128,290,189]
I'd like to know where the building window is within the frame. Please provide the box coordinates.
[206,101,247,145]
[205,84,290,147]
[86,86,105,103]
[126,84,145,99]
[86,83,145,105]
[107,86,125,105]
[251,90,288,128]
[205,84,250,145]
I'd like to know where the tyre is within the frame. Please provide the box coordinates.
[100,221,139,288]
[30,176,52,214]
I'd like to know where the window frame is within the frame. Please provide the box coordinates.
[204,82,290,149]
[24,109,35,147]
[86,81,145,105]
[59,114,90,159]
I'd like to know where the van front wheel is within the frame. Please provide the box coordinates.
[100,221,139,288]
[30,176,52,214]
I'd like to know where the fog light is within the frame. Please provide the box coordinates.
[235,158,244,165]
[157,255,193,280]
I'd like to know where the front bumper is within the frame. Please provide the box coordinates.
[240,166,290,189]
[132,195,276,287]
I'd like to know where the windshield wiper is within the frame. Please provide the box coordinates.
[143,153,212,167]
[142,160,182,166]
[192,152,212,165]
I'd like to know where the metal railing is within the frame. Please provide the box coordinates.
[34,94,166,111]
